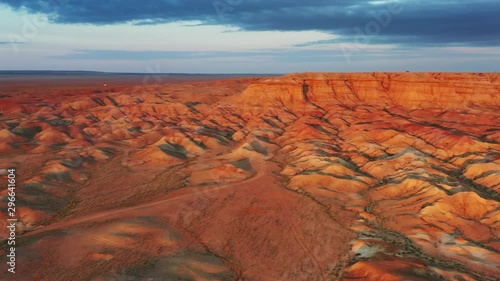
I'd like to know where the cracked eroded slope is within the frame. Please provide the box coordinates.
[0,72,499,281]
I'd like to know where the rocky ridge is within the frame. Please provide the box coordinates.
[0,72,499,280]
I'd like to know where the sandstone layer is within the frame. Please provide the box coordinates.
[0,72,499,280]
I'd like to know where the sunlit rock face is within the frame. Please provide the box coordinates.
[0,73,499,281]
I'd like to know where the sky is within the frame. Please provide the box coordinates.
[0,0,499,73]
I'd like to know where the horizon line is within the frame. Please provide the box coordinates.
[0,70,498,75]
[0,70,284,75]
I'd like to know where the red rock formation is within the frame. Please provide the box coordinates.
[0,73,499,280]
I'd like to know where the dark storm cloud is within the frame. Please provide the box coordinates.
[2,0,499,46]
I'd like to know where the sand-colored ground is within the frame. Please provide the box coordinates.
[0,72,499,280]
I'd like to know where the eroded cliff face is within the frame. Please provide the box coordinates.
[0,73,499,281]
[237,72,499,111]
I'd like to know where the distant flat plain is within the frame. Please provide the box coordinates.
[0,71,279,93]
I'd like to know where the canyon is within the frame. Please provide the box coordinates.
[0,72,499,280]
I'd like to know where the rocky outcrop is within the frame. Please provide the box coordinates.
[236,72,499,110]
[0,73,499,281]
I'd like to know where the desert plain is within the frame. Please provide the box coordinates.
[0,72,499,280]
